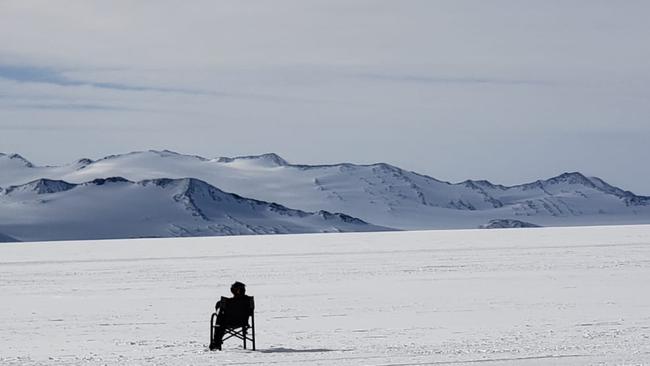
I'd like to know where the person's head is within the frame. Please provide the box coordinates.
[230,281,246,296]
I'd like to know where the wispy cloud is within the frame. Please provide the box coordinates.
[0,64,211,94]
[0,64,326,107]
[356,72,552,87]
[6,103,137,112]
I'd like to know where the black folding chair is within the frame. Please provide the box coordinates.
[210,296,255,350]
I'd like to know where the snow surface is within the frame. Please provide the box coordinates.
[2,225,650,365]
[2,150,648,233]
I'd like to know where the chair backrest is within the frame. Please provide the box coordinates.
[220,295,254,327]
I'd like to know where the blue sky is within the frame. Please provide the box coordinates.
[1,1,649,193]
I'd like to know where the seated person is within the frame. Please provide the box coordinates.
[209,281,252,350]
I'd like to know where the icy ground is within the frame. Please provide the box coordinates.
[2,226,650,365]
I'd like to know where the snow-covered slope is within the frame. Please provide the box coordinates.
[2,150,649,230]
[0,177,387,242]
[0,232,19,242]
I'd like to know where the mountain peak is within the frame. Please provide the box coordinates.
[147,149,208,161]
[0,153,34,168]
[97,150,209,163]
[141,177,181,189]
[75,158,94,168]
[149,149,181,155]
[370,162,404,173]
[462,179,501,190]
[215,153,289,166]
[4,178,76,195]
[157,177,223,193]
[517,172,595,190]
[548,171,589,181]
[85,177,133,186]
[542,172,596,188]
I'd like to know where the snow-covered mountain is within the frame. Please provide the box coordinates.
[2,150,649,232]
[0,177,387,242]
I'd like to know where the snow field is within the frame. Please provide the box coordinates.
[2,225,650,365]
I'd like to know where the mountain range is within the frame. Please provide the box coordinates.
[0,175,387,242]
[1,150,649,242]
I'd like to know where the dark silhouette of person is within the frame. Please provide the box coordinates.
[210,281,252,350]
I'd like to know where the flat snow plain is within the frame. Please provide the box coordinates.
[2,225,650,365]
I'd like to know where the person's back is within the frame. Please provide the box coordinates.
[218,294,252,327]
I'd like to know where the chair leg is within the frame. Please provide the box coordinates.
[243,327,247,349]
[252,314,256,350]
[210,313,217,347]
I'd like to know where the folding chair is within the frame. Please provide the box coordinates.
[210,296,255,350]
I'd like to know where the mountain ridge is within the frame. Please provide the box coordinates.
[0,176,389,242]
[1,150,649,234]
[1,150,646,196]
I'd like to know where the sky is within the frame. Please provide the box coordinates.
[1,1,649,194]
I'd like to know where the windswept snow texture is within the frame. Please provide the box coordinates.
[2,150,650,230]
[0,177,386,242]
[1,225,650,365]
